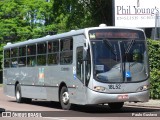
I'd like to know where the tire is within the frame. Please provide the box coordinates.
[60,86,71,110]
[15,84,32,103]
[15,84,24,103]
[108,102,124,110]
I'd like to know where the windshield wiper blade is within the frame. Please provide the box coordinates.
[103,39,117,56]
[125,39,135,54]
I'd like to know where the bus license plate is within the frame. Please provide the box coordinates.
[118,94,129,100]
[108,84,121,89]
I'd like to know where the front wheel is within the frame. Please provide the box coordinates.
[108,102,124,110]
[16,84,24,103]
[60,86,71,110]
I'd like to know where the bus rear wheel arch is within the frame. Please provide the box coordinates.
[59,86,72,110]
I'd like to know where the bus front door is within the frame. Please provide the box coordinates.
[73,35,88,105]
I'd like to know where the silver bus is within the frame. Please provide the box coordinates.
[3,24,149,110]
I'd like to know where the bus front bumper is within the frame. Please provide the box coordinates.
[87,89,149,104]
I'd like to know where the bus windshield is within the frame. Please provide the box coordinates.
[89,29,148,83]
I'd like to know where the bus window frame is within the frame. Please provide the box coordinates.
[60,38,73,65]
[47,40,59,65]
[37,42,47,66]
[10,47,19,68]
[4,49,11,68]
[18,46,27,67]
[27,44,36,67]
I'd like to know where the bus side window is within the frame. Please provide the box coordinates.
[27,45,36,67]
[60,38,73,64]
[27,45,36,55]
[48,41,59,65]
[37,43,47,66]
[19,57,26,67]
[11,48,18,68]
[27,56,36,67]
[4,49,10,68]
[19,46,26,67]
[48,42,52,53]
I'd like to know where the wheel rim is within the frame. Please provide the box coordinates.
[62,92,69,104]
[16,90,20,100]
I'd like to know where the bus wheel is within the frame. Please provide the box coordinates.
[15,84,32,103]
[60,86,71,110]
[108,102,124,110]
[15,84,24,103]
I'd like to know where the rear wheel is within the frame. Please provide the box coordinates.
[15,84,32,103]
[60,86,71,110]
[108,102,124,110]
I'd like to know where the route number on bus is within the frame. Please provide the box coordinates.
[108,84,121,89]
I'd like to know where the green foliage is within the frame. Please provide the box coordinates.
[0,0,55,69]
[88,0,113,26]
[148,39,160,99]
[0,0,55,43]
[52,0,112,31]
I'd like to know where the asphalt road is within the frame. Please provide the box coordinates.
[0,87,160,120]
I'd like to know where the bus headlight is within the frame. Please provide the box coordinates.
[137,85,149,92]
[94,86,106,92]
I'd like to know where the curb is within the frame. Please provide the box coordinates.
[125,104,160,109]
[124,103,160,109]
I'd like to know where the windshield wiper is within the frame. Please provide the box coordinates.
[103,39,117,56]
[125,39,137,67]
[125,39,135,54]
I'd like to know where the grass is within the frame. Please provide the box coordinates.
[0,84,2,87]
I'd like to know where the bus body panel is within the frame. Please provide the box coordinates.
[4,65,75,100]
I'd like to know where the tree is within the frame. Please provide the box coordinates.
[21,0,55,38]
[86,0,113,26]
[52,0,113,31]
[0,0,55,43]
[0,0,55,69]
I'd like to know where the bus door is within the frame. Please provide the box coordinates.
[73,35,90,104]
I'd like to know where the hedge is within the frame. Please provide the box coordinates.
[148,39,160,99]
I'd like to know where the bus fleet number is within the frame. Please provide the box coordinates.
[108,84,121,89]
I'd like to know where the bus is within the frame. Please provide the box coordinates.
[3,24,150,110]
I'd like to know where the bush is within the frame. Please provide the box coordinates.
[148,39,160,99]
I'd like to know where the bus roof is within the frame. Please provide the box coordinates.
[3,25,144,49]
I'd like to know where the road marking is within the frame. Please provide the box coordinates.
[43,117,67,120]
